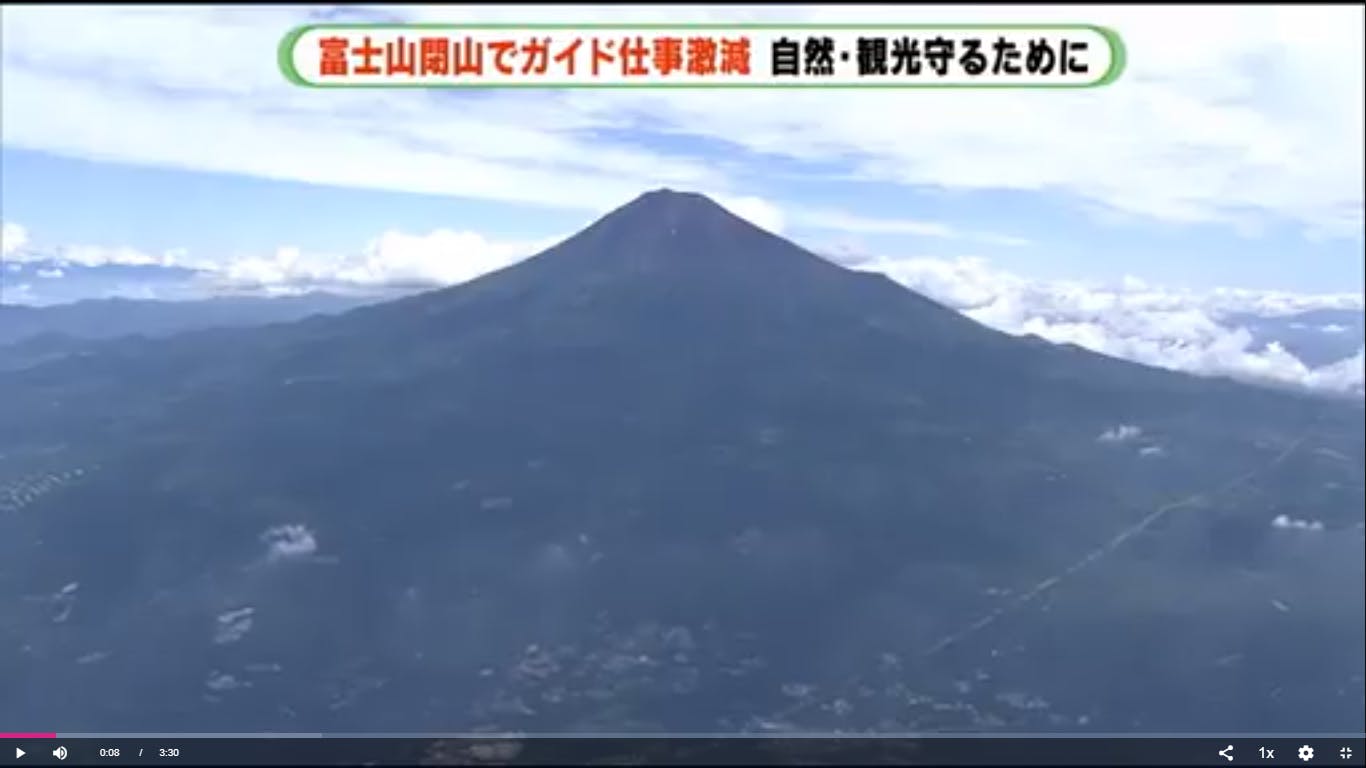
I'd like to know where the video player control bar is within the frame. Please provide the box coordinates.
[6,737,1365,766]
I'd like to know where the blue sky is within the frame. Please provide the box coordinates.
[1,5,1363,394]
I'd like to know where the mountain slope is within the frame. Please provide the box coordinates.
[1,190,1361,735]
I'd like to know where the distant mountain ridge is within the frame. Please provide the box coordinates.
[1,190,1360,735]
[1222,308,1365,368]
[0,292,375,346]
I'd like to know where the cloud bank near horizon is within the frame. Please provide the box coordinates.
[843,251,1363,397]
[5,216,1362,398]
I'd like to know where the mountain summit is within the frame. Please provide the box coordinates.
[601,187,748,229]
[563,188,824,273]
[572,187,782,252]
[1,192,1361,735]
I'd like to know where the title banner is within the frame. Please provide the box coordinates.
[279,24,1125,88]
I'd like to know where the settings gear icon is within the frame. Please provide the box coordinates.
[1298,745,1315,762]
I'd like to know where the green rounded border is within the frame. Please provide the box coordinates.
[278,23,1126,89]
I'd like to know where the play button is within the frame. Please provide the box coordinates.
[14,748,24,759]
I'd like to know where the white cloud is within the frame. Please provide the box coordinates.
[2,5,1360,239]
[215,229,561,291]
[1,222,29,257]
[849,252,1365,396]
[5,222,562,294]
[1098,425,1143,444]
[205,671,247,692]
[0,223,185,268]
[213,606,256,645]
[1271,514,1325,532]
[261,524,318,561]
[1198,288,1365,317]
[54,245,163,268]
[1303,349,1366,394]
[716,196,787,235]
